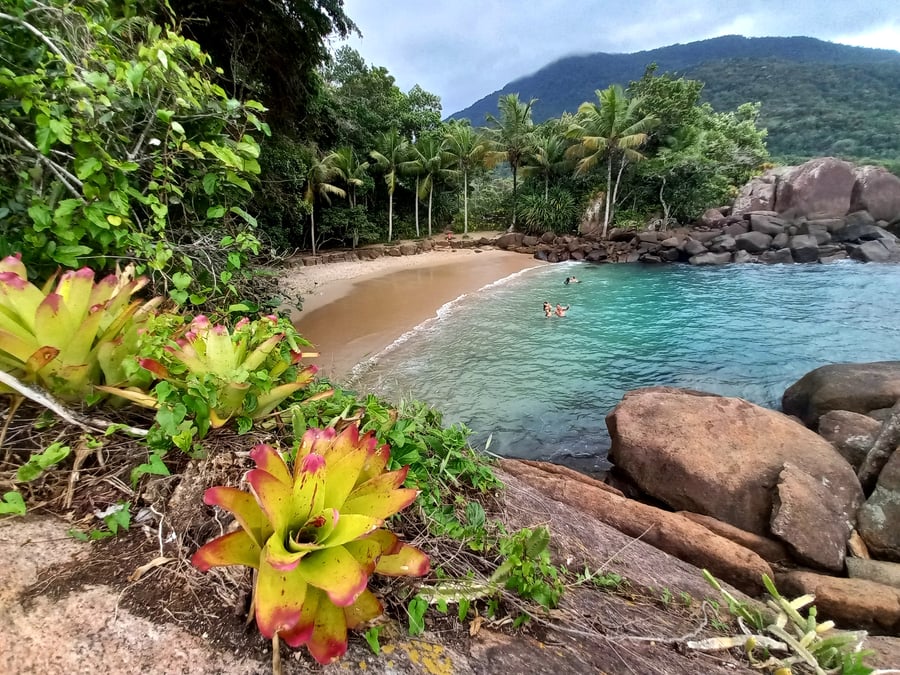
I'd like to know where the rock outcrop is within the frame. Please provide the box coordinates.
[606,388,864,543]
[858,449,900,561]
[782,361,900,427]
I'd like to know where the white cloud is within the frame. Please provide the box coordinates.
[834,21,900,52]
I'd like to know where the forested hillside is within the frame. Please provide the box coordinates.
[450,35,900,162]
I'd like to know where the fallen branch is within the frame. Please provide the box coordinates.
[0,371,148,438]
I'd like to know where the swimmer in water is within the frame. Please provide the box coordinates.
[555,303,570,317]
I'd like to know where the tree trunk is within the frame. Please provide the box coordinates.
[310,207,317,256]
[609,158,627,228]
[427,185,433,237]
[602,159,612,239]
[544,174,549,201]
[414,176,420,237]
[659,176,670,223]
[463,168,469,235]
[511,164,518,232]
[387,192,393,242]
[858,400,900,492]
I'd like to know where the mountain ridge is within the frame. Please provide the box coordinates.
[448,35,900,160]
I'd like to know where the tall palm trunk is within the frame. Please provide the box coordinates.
[544,174,549,200]
[602,159,612,238]
[414,176,420,237]
[427,185,433,237]
[463,168,469,235]
[511,165,518,231]
[388,193,394,242]
[610,158,627,228]
[310,208,317,256]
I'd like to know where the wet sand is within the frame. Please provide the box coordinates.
[288,249,545,381]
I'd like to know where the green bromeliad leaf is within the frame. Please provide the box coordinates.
[192,427,431,665]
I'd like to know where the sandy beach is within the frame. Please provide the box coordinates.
[282,241,546,381]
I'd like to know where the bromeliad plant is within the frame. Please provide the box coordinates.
[0,254,160,401]
[101,314,325,435]
[192,425,430,665]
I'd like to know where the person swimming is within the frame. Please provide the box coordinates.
[555,303,570,317]
[543,301,553,318]
[564,276,580,285]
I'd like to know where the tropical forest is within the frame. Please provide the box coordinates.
[0,1,897,674]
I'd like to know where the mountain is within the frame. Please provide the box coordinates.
[449,36,900,160]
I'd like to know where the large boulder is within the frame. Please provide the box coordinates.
[495,232,524,249]
[782,362,900,427]
[788,234,820,263]
[832,222,893,243]
[858,449,900,561]
[817,410,882,470]
[734,231,772,253]
[850,165,900,222]
[749,214,786,236]
[732,173,778,215]
[774,157,856,219]
[770,463,852,572]
[849,238,900,263]
[606,387,864,536]
[682,238,707,256]
[777,571,900,631]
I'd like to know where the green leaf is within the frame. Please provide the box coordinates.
[225,171,252,193]
[407,596,427,636]
[206,205,226,219]
[28,204,52,231]
[0,491,26,516]
[51,245,93,267]
[228,206,257,225]
[525,526,551,559]
[156,49,169,70]
[130,452,170,487]
[48,118,72,145]
[171,271,192,291]
[170,121,185,135]
[75,156,103,180]
[236,416,252,434]
[202,173,218,195]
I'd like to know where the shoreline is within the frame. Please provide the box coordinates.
[282,246,547,381]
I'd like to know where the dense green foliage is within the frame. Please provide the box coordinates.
[450,35,900,163]
[0,0,267,304]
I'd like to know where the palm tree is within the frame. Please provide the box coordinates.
[370,129,409,242]
[522,122,570,199]
[567,85,658,237]
[304,151,346,255]
[402,136,454,237]
[330,147,370,247]
[330,146,369,209]
[484,94,536,230]
[443,121,485,235]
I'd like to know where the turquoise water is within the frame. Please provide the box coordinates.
[350,261,900,472]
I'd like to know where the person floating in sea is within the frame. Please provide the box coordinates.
[555,303,570,317]
[564,276,580,285]
[543,301,553,318]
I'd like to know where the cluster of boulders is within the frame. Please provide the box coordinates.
[494,157,900,267]
[600,362,900,631]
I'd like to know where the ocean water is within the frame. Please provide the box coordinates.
[349,261,900,472]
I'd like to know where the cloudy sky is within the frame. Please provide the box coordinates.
[338,0,900,116]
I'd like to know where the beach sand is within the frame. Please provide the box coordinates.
[282,241,546,381]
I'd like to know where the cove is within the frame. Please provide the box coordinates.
[349,261,900,474]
